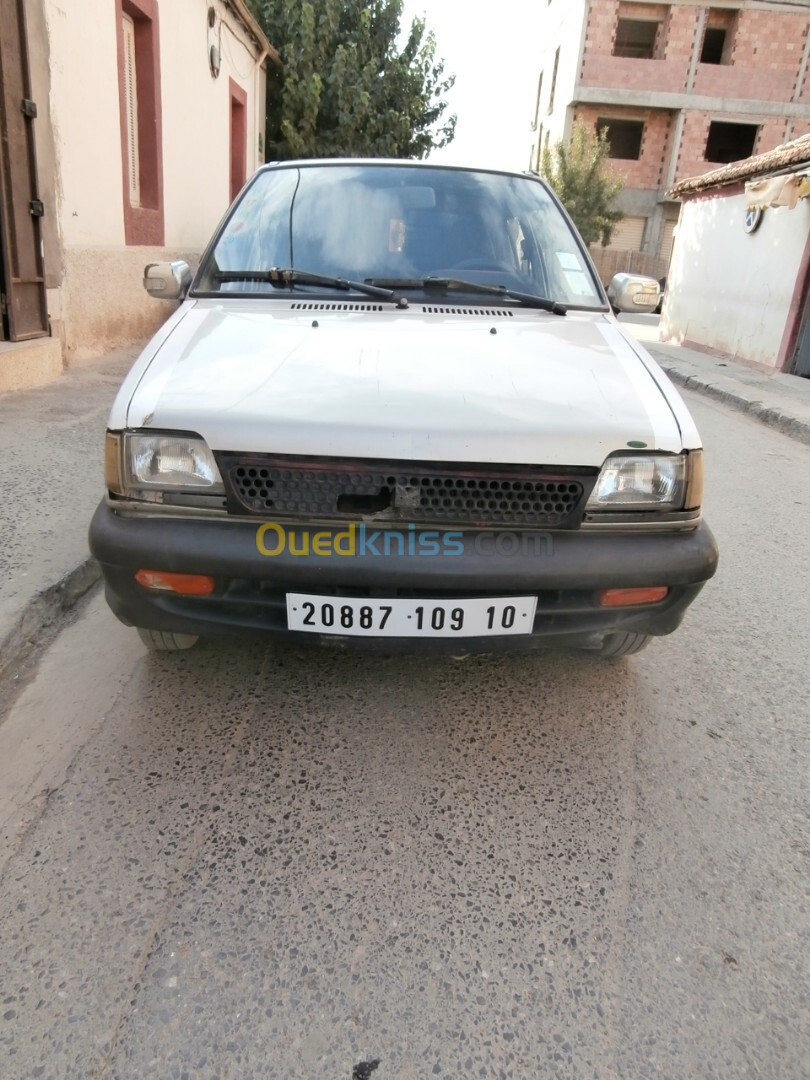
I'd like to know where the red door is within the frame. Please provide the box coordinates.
[229,79,247,204]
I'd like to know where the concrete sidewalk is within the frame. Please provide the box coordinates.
[621,316,810,445]
[0,346,139,680]
[1,325,808,683]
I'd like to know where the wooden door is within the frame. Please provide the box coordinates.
[0,0,48,340]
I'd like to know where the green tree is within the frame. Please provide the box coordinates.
[540,120,625,246]
[247,0,456,159]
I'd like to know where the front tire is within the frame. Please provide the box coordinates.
[594,631,651,657]
[136,627,199,651]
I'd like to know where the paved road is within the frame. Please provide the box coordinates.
[617,311,661,344]
[1,392,808,1079]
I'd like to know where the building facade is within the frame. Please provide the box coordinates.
[0,0,278,393]
[529,0,810,269]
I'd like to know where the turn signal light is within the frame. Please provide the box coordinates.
[135,570,215,595]
[599,586,669,607]
[104,431,123,494]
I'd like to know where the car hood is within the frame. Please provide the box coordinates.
[123,300,682,466]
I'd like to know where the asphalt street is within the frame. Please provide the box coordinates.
[0,391,808,1079]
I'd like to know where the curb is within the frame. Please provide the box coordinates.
[655,362,810,447]
[0,558,101,683]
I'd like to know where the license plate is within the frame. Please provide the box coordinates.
[286,594,537,638]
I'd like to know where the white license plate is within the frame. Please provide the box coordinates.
[286,594,537,638]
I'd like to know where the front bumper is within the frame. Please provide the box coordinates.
[89,502,718,651]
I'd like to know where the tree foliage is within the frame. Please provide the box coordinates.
[247,0,456,159]
[540,121,625,246]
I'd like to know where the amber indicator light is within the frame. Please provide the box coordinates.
[135,570,215,595]
[599,586,669,607]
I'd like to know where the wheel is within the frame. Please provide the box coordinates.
[136,627,199,651]
[594,631,652,657]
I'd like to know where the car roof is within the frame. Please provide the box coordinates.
[257,158,545,184]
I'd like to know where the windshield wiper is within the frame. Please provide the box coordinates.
[213,268,409,308]
[368,277,567,315]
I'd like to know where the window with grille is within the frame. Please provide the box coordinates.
[116,0,163,245]
[122,13,140,207]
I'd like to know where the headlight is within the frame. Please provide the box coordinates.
[586,453,688,511]
[123,433,224,492]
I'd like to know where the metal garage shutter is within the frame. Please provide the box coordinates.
[606,215,646,251]
[659,218,677,261]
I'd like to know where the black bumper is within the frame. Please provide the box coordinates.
[89,502,718,651]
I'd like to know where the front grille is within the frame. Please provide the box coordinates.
[216,454,594,528]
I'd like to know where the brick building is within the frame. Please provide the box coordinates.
[529,0,810,267]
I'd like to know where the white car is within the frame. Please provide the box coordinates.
[89,160,717,655]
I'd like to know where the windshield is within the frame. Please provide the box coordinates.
[194,163,605,309]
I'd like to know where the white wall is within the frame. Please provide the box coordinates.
[161,0,267,248]
[661,191,810,368]
[41,0,270,359]
[44,0,267,252]
[44,0,126,247]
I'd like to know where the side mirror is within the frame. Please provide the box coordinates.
[143,260,192,300]
[607,272,660,314]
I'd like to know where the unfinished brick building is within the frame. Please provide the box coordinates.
[530,0,810,267]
